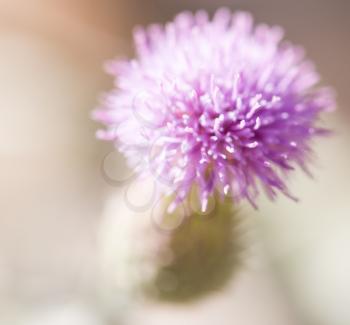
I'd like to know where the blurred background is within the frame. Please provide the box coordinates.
[0,0,349,324]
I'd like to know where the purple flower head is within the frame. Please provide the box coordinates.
[94,8,335,212]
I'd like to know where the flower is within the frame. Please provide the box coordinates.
[93,8,335,212]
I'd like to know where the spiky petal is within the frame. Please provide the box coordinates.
[94,8,335,210]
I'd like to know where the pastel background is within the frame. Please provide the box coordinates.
[1,1,349,324]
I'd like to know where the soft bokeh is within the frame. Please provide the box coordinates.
[1,1,349,324]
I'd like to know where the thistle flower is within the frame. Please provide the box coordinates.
[94,8,335,211]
